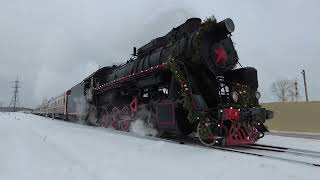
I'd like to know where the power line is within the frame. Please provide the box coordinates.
[9,77,21,112]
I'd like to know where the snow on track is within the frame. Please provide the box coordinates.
[259,134,320,152]
[0,112,319,180]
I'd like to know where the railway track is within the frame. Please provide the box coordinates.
[211,143,320,167]
[129,131,320,167]
[240,144,320,158]
[157,134,320,167]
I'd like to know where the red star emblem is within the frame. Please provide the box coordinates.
[214,48,227,64]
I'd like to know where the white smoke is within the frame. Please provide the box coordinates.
[72,96,98,125]
[72,96,88,124]
[128,106,158,137]
[83,61,100,77]
[130,119,158,137]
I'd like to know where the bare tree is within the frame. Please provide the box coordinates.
[271,79,296,102]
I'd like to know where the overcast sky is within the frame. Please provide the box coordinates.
[0,0,319,107]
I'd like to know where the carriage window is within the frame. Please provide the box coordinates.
[143,92,148,98]
[142,89,149,98]
[159,88,169,95]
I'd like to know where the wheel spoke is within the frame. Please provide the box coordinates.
[197,121,216,146]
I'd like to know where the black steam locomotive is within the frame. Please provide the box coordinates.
[34,16,273,146]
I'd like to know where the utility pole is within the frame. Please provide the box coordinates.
[9,77,21,112]
[301,70,309,102]
[294,80,298,102]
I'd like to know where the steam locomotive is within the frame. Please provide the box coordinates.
[34,16,273,146]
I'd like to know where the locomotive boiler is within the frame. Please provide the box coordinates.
[35,16,273,146]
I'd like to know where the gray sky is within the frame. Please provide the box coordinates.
[0,0,319,107]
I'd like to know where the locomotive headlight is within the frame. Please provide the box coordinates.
[255,91,261,99]
[231,91,239,102]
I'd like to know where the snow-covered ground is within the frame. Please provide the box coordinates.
[0,112,319,180]
[260,134,320,152]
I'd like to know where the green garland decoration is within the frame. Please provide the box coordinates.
[167,57,216,140]
[166,57,205,124]
[192,17,217,63]
[227,83,260,109]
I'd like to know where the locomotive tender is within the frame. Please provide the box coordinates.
[34,16,273,146]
